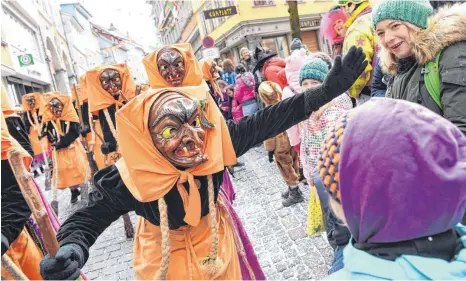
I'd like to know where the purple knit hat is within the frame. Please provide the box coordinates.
[320,98,466,243]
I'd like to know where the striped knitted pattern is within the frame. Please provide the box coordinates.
[317,112,351,203]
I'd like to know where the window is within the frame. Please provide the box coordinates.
[253,0,275,6]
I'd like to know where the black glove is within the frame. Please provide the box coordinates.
[40,244,84,280]
[268,151,274,163]
[322,46,368,101]
[1,234,9,256]
[101,142,116,155]
[79,126,91,137]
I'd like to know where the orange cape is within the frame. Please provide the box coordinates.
[143,43,204,88]
[85,64,137,114]
[115,87,236,226]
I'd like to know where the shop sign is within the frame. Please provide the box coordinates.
[18,54,34,67]
[204,6,237,20]
[202,47,220,59]
[300,19,321,29]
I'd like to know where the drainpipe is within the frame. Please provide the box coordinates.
[38,27,57,91]
[59,11,79,83]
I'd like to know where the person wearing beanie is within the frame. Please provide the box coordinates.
[258,81,304,207]
[290,38,304,51]
[283,49,308,154]
[319,98,466,279]
[339,0,377,105]
[298,56,353,273]
[374,0,466,138]
[239,47,257,72]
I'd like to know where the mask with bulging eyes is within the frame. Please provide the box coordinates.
[148,92,208,169]
[157,48,185,87]
[99,69,122,98]
[49,98,64,118]
[25,96,36,109]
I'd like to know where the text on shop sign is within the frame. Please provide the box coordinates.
[204,6,237,20]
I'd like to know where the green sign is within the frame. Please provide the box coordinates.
[18,54,34,67]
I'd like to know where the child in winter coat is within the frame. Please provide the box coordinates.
[230,86,243,123]
[221,59,237,86]
[299,55,353,273]
[234,64,258,117]
[217,80,232,120]
[283,48,309,152]
[258,81,304,207]
[320,98,466,280]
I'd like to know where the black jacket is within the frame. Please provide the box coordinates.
[56,87,334,263]
[41,121,80,150]
[98,104,118,154]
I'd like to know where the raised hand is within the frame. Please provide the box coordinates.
[323,46,368,99]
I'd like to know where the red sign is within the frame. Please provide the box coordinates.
[202,36,215,48]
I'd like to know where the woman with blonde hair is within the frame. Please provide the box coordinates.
[374,0,466,136]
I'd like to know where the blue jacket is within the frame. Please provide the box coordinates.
[326,224,466,280]
[371,59,389,98]
[222,71,237,86]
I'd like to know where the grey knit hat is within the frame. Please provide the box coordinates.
[290,38,304,51]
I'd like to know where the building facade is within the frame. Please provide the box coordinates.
[147,1,333,62]
[91,23,148,84]
[1,0,75,105]
[200,0,334,62]
[60,1,103,79]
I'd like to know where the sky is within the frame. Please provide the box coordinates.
[80,0,162,50]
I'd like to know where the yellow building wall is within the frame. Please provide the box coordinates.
[203,1,334,41]
[1,45,14,67]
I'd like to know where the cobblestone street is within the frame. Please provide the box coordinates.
[41,146,332,280]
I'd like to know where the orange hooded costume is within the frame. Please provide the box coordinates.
[41,92,89,189]
[116,86,240,280]
[84,64,137,168]
[1,111,44,280]
[116,44,245,279]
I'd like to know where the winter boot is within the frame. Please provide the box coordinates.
[281,187,290,199]
[70,188,81,204]
[233,161,245,167]
[282,186,304,207]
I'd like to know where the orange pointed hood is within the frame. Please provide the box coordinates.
[41,92,79,123]
[85,64,137,113]
[115,85,237,226]
[143,43,204,88]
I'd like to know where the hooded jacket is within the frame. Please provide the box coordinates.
[342,2,376,98]
[381,3,466,136]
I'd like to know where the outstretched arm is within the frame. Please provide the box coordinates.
[229,46,368,157]
[55,168,134,262]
